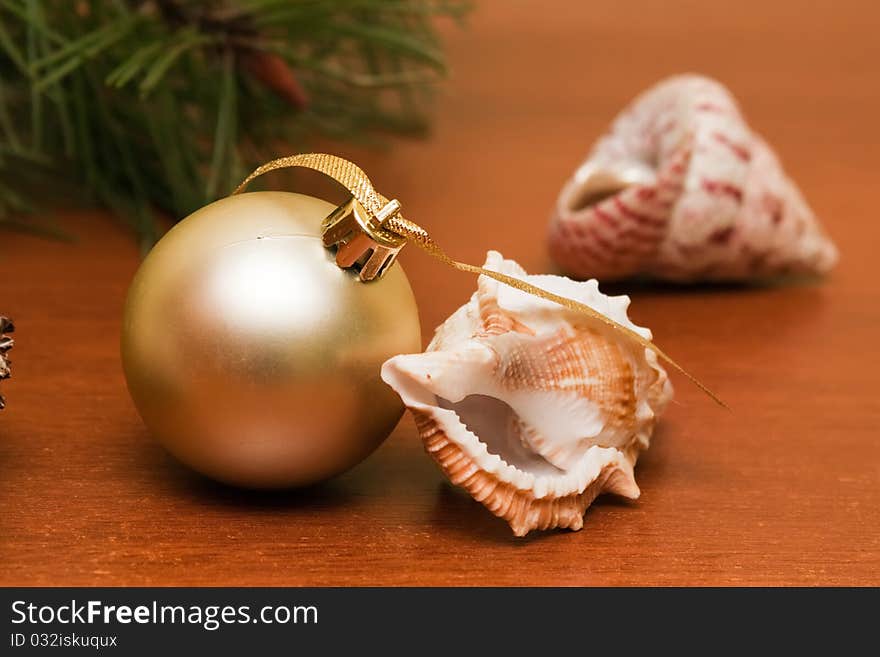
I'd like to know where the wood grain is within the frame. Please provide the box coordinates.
[1,0,878,586]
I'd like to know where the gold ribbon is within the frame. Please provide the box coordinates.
[233,153,725,407]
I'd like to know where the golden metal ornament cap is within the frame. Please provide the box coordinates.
[321,197,407,281]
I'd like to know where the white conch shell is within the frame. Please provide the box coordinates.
[548,74,839,281]
[381,252,672,536]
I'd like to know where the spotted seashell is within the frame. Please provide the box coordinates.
[548,74,838,282]
[381,252,672,536]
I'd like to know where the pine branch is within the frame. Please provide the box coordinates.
[0,0,471,247]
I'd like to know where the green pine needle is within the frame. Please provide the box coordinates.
[0,0,471,247]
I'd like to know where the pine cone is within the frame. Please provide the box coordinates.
[242,52,309,110]
[0,317,13,410]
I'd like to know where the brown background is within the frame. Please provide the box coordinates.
[1,1,878,585]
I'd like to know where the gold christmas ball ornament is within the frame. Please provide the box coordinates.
[121,191,421,488]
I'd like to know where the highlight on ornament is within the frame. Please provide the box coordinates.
[548,74,839,282]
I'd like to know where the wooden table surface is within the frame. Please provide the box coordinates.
[2,1,878,586]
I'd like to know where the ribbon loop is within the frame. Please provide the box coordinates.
[232,154,726,407]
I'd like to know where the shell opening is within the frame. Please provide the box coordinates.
[565,162,656,214]
[566,173,632,212]
[438,394,564,477]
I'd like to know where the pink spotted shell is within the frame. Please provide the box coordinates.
[548,75,838,281]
